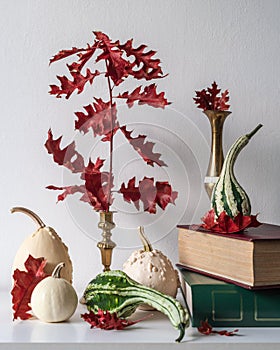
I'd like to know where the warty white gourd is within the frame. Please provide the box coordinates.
[11,207,73,283]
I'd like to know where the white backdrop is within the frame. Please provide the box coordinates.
[1,0,279,290]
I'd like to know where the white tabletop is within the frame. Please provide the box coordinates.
[1,289,280,349]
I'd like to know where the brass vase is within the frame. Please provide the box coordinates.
[97,211,116,272]
[204,110,231,199]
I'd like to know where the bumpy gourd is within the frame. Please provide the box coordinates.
[123,227,179,302]
[11,207,73,283]
[84,270,189,342]
[31,262,78,322]
[211,124,263,218]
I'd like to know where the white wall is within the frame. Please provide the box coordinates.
[1,0,279,290]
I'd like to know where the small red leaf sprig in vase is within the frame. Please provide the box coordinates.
[193,81,230,111]
[45,31,177,214]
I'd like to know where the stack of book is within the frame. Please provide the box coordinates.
[177,223,280,327]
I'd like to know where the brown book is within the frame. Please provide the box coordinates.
[177,223,280,289]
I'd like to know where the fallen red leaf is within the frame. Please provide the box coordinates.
[81,309,152,330]
[198,320,238,336]
[201,209,262,233]
[11,255,49,320]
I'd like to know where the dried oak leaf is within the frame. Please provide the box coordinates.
[120,126,166,167]
[116,84,170,108]
[117,38,164,80]
[47,158,113,212]
[49,68,100,99]
[46,184,86,202]
[201,209,262,234]
[198,320,238,336]
[193,81,230,111]
[49,47,84,65]
[94,31,130,86]
[119,176,177,214]
[45,129,85,173]
[75,99,119,139]
[81,309,152,330]
[82,158,114,211]
[207,81,221,110]
[11,255,49,320]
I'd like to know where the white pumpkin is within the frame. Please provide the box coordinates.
[11,207,73,283]
[31,262,78,322]
[123,227,179,309]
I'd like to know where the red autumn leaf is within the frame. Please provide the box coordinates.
[49,68,100,99]
[198,320,238,336]
[207,81,221,110]
[198,319,213,335]
[49,47,84,65]
[47,158,113,211]
[75,99,119,139]
[216,211,241,233]
[117,39,165,80]
[94,31,130,86]
[11,255,49,320]
[155,181,178,210]
[81,309,152,330]
[46,184,86,202]
[193,82,230,111]
[120,126,166,167]
[119,177,140,210]
[116,84,170,108]
[200,209,217,230]
[66,44,98,73]
[219,90,230,111]
[82,158,113,211]
[139,177,158,213]
[45,129,85,173]
[119,177,177,214]
[201,210,262,233]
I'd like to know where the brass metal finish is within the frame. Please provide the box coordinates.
[97,211,116,272]
[204,110,231,198]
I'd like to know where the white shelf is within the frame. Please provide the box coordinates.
[1,290,280,349]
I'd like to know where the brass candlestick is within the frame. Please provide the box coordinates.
[204,110,231,198]
[97,211,116,272]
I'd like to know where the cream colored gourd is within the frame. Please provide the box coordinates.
[31,262,78,322]
[123,227,179,305]
[11,207,73,283]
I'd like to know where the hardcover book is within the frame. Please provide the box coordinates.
[177,223,280,289]
[178,267,280,327]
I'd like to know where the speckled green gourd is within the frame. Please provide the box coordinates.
[211,124,263,218]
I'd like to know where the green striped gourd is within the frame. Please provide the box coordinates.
[211,124,263,218]
[84,270,189,342]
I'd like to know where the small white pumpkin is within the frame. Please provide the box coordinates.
[123,227,180,309]
[31,262,78,322]
[11,207,73,283]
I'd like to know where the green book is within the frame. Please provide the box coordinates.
[178,266,280,327]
